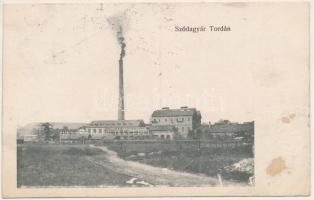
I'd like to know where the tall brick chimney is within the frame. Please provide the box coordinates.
[118,58,125,120]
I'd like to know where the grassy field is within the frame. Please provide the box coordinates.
[104,141,254,183]
[17,144,131,187]
[17,142,253,187]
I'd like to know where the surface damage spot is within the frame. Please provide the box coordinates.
[266,157,286,176]
[281,113,296,124]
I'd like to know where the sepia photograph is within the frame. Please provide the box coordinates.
[2,1,309,197]
[14,3,254,188]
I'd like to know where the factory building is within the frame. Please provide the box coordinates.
[85,120,150,140]
[151,106,202,138]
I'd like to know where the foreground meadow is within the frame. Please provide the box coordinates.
[17,144,130,187]
[17,142,252,187]
[17,143,221,187]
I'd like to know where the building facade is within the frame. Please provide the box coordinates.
[85,120,150,140]
[151,106,202,138]
[59,127,88,143]
[23,134,38,142]
[148,125,178,140]
[205,120,254,140]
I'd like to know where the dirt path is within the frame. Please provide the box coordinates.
[88,145,219,187]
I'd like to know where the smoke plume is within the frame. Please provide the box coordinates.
[117,26,126,59]
[107,16,127,60]
[107,15,128,120]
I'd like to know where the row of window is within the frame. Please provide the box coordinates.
[62,131,149,137]
[153,117,192,123]
[87,128,148,134]
[154,134,172,139]
[112,132,149,136]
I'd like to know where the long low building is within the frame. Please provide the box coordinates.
[85,119,150,140]
[23,134,38,142]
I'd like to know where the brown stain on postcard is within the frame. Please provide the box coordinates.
[281,117,290,123]
[281,113,296,124]
[266,157,286,176]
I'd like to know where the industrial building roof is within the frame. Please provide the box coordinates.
[152,107,200,117]
[89,120,145,127]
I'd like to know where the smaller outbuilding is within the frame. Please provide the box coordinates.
[148,125,178,140]
[23,134,38,142]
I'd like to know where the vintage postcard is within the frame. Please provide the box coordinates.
[2,0,310,197]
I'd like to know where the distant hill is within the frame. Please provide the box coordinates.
[17,122,88,137]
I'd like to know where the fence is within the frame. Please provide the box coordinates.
[103,139,254,155]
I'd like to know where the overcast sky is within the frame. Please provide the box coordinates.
[4,3,307,126]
